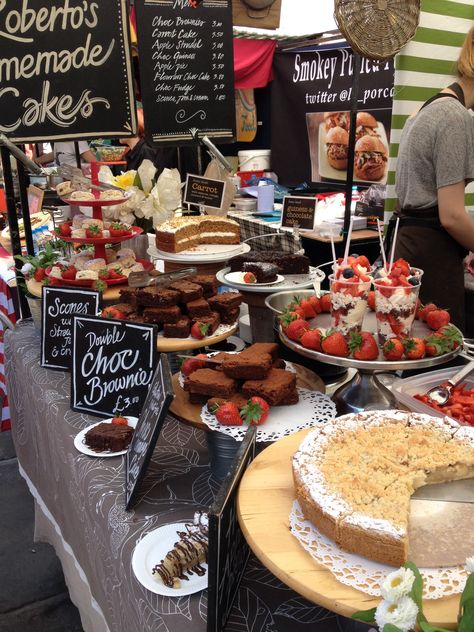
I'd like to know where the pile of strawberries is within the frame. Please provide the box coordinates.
[43,263,122,291]
[57,221,132,240]
[279,294,462,362]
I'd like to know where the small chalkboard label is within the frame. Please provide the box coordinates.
[207,425,257,632]
[71,316,157,418]
[184,174,226,209]
[125,355,174,510]
[281,195,318,230]
[134,0,235,145]
[41,287,100,371]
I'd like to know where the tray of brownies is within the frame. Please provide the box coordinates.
[175,343,336,442]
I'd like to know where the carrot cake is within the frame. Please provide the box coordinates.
[155,216,240,253]
[292,411,474,566]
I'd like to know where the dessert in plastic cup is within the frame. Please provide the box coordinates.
[373,259,423,344]
[329,255,372,335]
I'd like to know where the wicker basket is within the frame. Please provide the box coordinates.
[334,0,421,61]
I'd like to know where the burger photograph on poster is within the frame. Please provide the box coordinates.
[306,108,391,185]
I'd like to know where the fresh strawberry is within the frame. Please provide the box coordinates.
[108,269,124,280]
[243,271,256,284]
[355,255,371,270]
[58,222,72,237]
[92,279,108,292]
[241,396,270,426]
[391,258,411,276]
[48,277,62,286]
[383,338,404,361]
[181,354,208,376]
[321,329,349,357]
[403,337,426,360]
[191,321,210,340]
[415,299,423,319]
[367,290,376,311]
[426,309,450,331]
[300,328,323,351]
[85,225,103,239]
[61,265,77,280]
[348,331,379,361]
[292,306,306,319]
[111,416,129,426]
[308,295,322,314]
[33,267,47,282]
[286,318,310,341]
[279,310,299,333]
[387,314,405,337]
[319,293,331,313]
[109,223,131,238]
[101,306,125,319]
[215,402,243,426]
[98,268,110,280]
[438,325,463,350]
[299,298,317,319]
[418,303,437,322]
[424,332,447,357]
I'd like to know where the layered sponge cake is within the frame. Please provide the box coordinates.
[293,411,474,566]
[155,216,240,253]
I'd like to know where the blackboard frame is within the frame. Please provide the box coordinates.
[207,425,257,632]
[41,286,100,371]
[71,315,157,418]
[125,354,174,510]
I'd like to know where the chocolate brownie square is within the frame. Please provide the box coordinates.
[193,311,220,335]
[207,292,243,313]
[205,352,234,370]
[163,316,191,338]
[186,298,211,319]
[184,368,237,397]
[206,393,249,412]
[279,388,299,405]
[243,261,278,283]
[136,286,181,308]
[119,287,138,305]
[84,422,134,452]
[247,343,279,361]
[188,274,218,298]
[143,305,181,324]
[126,312,145,323]
[188,392,209,405]
[241,368,297,406]
[108,303,136,316]
[220,307,240,325]
[222,351,272,380]
[168,280,203,303]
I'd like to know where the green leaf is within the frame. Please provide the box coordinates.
[405,561,427,623]
[351,607,376,623]
[460,573,474,608]
[419,622,452,632]
[459,601,474,632]
[133,171,143,190]
[383,625,403,632]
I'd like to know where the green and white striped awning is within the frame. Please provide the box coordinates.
[386,0,474,217]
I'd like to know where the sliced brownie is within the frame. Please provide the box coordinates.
[84,422,134,452]
[207,393,249,412]
[188,274,218,298]
[246,342,279,361]
[242,261,278,283]
[279,388,299,405]
[107,302,136,316]
[241,368,297,406]
[193,311,220,335]
[220,307,240,325]
[143,305,181,324]
[184,368,237,397]
[221,351,272,380]
[168,280,203,303]
[207,291,243,313]
[186,298,211,319]
[125,312,145,323]
[136,286,181,307]
[188,392,209,405]
[205,351,234,369]
[163,316,191,338]
[119,287,138,305]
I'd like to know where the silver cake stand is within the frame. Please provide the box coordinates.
[278,311,462,415]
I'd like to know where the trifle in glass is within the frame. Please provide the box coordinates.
[329,256,372,335]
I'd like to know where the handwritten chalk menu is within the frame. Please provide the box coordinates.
[207,425,256,632]
[184,174,226,209]
[126,355,174,510]
[71,316,157,418]
[41,286,100,371]
[1,0,136,143]
[281,195,318,230]
[135,0,235,145]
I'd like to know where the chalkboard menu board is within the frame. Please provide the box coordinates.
[71,316,157,418]
[1,0,136,143]
[135,0,235,145]
[41,286,100,371]
[281,195,318,230]
[184,174,226,209]
[126,355,174,510]
[207,425,256,632]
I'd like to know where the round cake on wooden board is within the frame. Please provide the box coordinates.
[292,410,474,566]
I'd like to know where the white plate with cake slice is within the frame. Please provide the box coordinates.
[224,271,285,287]
[74,417,138,457]
[132,522,208,596]
[148,242,250,262]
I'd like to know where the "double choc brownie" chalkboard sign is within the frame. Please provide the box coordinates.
[71,315,157,418]
[134,0,235,145]
[41,286,100,371]
[126,354,174,510]
[1,0,137,142]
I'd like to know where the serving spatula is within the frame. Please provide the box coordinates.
[127,267,197,289]
[57,165,122,193]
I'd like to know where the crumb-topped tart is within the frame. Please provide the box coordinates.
[292,411,474,566]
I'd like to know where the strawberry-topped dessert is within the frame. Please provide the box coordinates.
[329,255,372,335]
[373,258,423,344]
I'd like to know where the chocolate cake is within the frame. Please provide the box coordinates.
[143,305,181,324]
[84,422,134,452]
[229,251,310,275]
[136,287,181,308]
[186,298,211,319]
[220,307,240,325]
[193,311,220,335]
[168,281,203,303]
[189,392,209,405]
[184,368,237,397]
[188,275,218,298]
[247,342,279,361]
[205,352,234,369]
[241,368,297,406]
[222,351,272,380]
[207,393,249,412]
[118,287,138,305]
[207,292,243,313]
[163,316,191,338]
[108,303,135,316]
[243,261,278,283]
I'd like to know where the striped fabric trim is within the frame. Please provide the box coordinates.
[386,1,474,218]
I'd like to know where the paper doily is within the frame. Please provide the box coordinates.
[201,385,336,443]
[289,501,469,600]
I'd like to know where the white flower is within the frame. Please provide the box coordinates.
[137,159,157,194]
[375,596,418,632]
[381,567,415,602]
[21,262,34,277]
[466,556,474,573]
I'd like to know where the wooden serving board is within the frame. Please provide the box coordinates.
[26,278,124,302]
[169,363,325,432]
[237,430,459,629]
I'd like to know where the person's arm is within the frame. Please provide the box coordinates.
[438,181,474,251]
[80,149,97,163]
[34,151,54,166]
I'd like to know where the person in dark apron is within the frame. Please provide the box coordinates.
[389,26,474,331]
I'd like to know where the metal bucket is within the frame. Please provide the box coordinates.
[206,431,240,481]
[25,293,42,331]
[264,289,315,316]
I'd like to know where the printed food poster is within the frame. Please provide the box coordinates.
[271,47,394,186]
